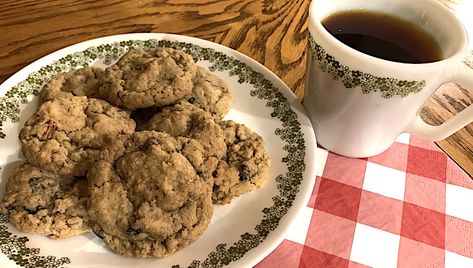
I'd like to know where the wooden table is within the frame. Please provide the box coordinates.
[0,0,472,177]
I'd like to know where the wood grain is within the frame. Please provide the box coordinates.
[0,0,309,96]
[0,0,471,177]
[423,0,473,177]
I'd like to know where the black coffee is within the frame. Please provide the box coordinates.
[322,11,443,63]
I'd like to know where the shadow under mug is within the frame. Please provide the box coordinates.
[304,0,473,158]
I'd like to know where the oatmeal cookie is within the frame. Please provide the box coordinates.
[87,131,213,257]
[98,48,197,110]
[1,163,90,239]
[143,101,226,178]
[183,66,232,120]
[213,120,270,204]
[38,67,104,104]
[19,96,135,176]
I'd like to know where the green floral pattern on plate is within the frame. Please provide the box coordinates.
[0,38,306,267]
[308,33,426,98]
[0,213,70,267]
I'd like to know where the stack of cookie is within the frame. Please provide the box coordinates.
[1,47,270,258]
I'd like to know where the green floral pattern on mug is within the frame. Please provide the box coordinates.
[308,34,426,98]
[0,38,306,268]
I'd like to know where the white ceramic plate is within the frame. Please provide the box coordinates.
[0,33,317,268]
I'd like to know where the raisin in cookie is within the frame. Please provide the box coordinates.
[183,66,232,120]
[143,101,226,178]
[1,163,90,239]
[213,120,270,204]
[98,48,197,110]
[87,131,213,258]
[39,67,104,104]
[20,96,135,176]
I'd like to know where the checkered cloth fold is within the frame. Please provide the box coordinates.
[256,134,473,268]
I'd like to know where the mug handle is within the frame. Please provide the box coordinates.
[409,64,473,140]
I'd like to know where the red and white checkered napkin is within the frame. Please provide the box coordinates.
[256,133,473,268]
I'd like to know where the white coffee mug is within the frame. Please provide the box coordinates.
[304,0,473,158]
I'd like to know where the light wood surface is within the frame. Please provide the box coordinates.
[0,0,472,177]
